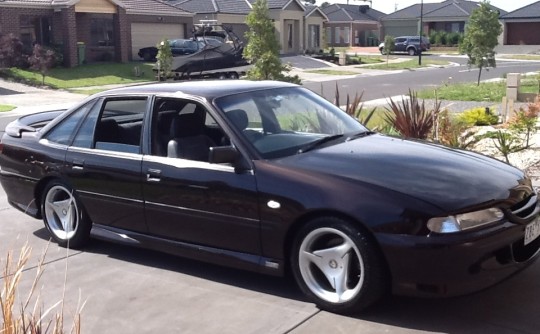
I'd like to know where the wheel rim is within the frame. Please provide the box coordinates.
[298,227,364,304]
[409,49,415,56]
[44,185,79,240]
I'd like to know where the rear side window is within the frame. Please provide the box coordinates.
[93,99,147,153]
[45,101,94,145]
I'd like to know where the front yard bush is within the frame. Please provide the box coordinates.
[457,107,499,126]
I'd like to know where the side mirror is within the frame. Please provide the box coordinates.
[209,146,239,164]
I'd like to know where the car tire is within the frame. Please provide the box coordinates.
[379,48,386,55]
[408,48,416,56]
[291,217,388,314]
[41,181,91,248]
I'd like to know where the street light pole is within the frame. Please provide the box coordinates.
[419,0,424,65]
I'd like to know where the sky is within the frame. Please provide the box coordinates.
[313,0,538,14]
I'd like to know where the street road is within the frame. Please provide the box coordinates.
[304,55,540,102]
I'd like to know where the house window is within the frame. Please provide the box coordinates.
[19,15,51,49]
[335,27,340,44]
[90,18,114,47]
[344,27,350,44]
[326,27,332,44]
[308,25,320,49]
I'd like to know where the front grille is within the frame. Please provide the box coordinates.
[508,194,538,222]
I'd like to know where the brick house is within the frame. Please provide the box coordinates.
[381,0,505,38]
[500,1,540,45]
[0,0,193,67]
[321,4,384,48]
[173,0,327,54]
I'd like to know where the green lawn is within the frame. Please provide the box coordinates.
[362,59,450,70]
[0,104,16,112]
[500,55,540,61]
[7,62,155,89]
[417,78,540,102]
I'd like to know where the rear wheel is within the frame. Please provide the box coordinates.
[408,48,416,56]
[291,217,388,314]
[228,72,239,79]
[41,181,91,248]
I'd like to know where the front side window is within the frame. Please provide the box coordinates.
[150,98,225,161]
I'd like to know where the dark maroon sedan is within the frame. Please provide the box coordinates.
[1,81,539,314]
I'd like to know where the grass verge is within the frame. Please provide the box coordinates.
[6,62,155,89]
[0,104,16,112]
[418,79,540,102]
[500,55,540,61]
[362,59,450,70]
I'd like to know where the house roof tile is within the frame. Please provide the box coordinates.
[383,0,505,20]
[501,0,540,19]
[322,3,384,23]
[0,0,192,16]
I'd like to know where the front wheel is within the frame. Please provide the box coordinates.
[41,181,91,248]
[408,48,416,56]
[291,217,388,314]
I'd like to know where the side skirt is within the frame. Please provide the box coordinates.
[90,224,284,276]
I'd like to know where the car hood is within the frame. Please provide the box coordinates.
[276,134,527,212]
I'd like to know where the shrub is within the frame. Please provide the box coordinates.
[384,89,441,139]
[334,83,376,125]
[27,43,56,85]
[457,107,499,126]
[436,110,480,149]
[0,33,26,68]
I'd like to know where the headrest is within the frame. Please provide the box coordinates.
[226,109,248,131]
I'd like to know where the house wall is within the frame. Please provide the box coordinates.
[304,15,325,52]
[270,6,304,53]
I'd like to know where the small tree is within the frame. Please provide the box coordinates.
[383,35,395,66]
[155,39,172,81]
[27,44,56,85]
[0,33,25,68]
[459,1,502,86]
[244,0,300,83]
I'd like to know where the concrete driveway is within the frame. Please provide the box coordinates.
[1,183,540,333]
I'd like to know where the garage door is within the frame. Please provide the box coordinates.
[506,22,540,45]
[131,23,184,60]
[383,21,418,39]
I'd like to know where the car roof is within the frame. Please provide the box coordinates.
[94,80,299,100]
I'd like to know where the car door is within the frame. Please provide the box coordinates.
[64,96,149,233]
[394,37,407,52]
[141,97,260,255]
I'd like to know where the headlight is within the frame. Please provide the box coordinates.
[427,208,504,233]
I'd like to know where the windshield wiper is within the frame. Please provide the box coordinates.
[297,134,344,154]
[345,130,375,141]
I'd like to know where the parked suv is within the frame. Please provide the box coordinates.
[379,36,430,56]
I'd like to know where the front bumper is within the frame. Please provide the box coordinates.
[377,219,540,297]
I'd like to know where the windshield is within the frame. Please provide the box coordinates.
[215,87,367,159]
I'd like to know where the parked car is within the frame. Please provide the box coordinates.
[1,81,539,314]
[379,36,431,56]
[138,38,201,61]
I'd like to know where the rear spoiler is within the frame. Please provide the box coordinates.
[4,109,65,138]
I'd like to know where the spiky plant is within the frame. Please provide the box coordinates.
[384,89,441,139]
[334,83,376,125]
